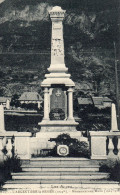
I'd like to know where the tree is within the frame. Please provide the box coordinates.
[0,71,5,79]
[10,94,21,107]
[0,88,4,96]
[21,103,27,109]
[27,103,36,110]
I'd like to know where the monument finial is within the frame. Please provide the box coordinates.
[49,6,66,19]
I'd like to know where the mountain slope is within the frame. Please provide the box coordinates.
[0,0,119,98]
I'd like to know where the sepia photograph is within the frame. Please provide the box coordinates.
[0,0,120,194]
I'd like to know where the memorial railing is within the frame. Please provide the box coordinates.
[0,132,31,162]
[1,131,120,161]
[89,131,120,160]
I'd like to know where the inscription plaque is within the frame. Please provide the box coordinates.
[50,88,65,112]
[52,39,63,56]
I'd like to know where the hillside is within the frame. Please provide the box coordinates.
[0,0,120,99]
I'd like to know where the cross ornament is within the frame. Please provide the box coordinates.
[56,89,61,97]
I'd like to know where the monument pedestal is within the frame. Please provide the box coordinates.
[36,131,82,150]
[39,120,78,132]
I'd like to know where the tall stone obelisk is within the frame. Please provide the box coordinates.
[48,6,67,73]
[111,103,119,131]
[39,6,78,133]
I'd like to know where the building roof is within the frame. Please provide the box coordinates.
[78,97,93,105]
[92,97,112,105]
[92,97,103,105]
[19,92,43,101]
[103,97,112,102]
[78,96,112,106]
[0,97,11,103]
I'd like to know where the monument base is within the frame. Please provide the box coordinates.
[35,131,84,151]
[38,120,78,132]
[34,120,84,151]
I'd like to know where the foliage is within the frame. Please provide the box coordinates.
[0,88,4,96]
[0,71,5,78]
[0,0,119,99]
[5,114,42,132]
[4,155,22,173]
[78,105,111,117]
[21,103,39,110]
[21,103,27,109]
[0,162,5,188]
[69,140,90,158]
[0,155,22,188]
[73,97,79,113]
[110,161,120,181]
[49,108,65,120]
[50,133,72,145]
[27,103,37,110]
[99,159,120,182]
[77,104,111,131]
[20,102,43,111]
[10,94,21,107]
[99,159,116,172]
[49,133,90,158]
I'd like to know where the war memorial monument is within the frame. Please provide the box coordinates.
[0,5,120,189]
[36,6,82,152]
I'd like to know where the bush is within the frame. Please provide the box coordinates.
[10,94,21,108]
[49,134,72,145]
[0,162,5,188]
[69,140,90,158]
[49,133,90,158]
[99,159,120,182]
[99,159,115,172]
[0,155,22,189]
[110,161,120,181]
[21,103,27,109]
[4,155,22,173]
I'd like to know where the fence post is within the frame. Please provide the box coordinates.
[6,138,12,158]
[108,136,114,157]
[14,132,31,160]
[89,131,108,159]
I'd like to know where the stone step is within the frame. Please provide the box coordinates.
[3,180,119,189]
[22,163,99,168]
[5,179,118,184]
[11,171,105,176]
[31,157,90,161]
[29,158,92,165]
[23,165,99,168]
[12,173,109,180]
[22,166,99,172]
[29,162,93,166]
[30,157,90,162]
[3,157,112,189]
